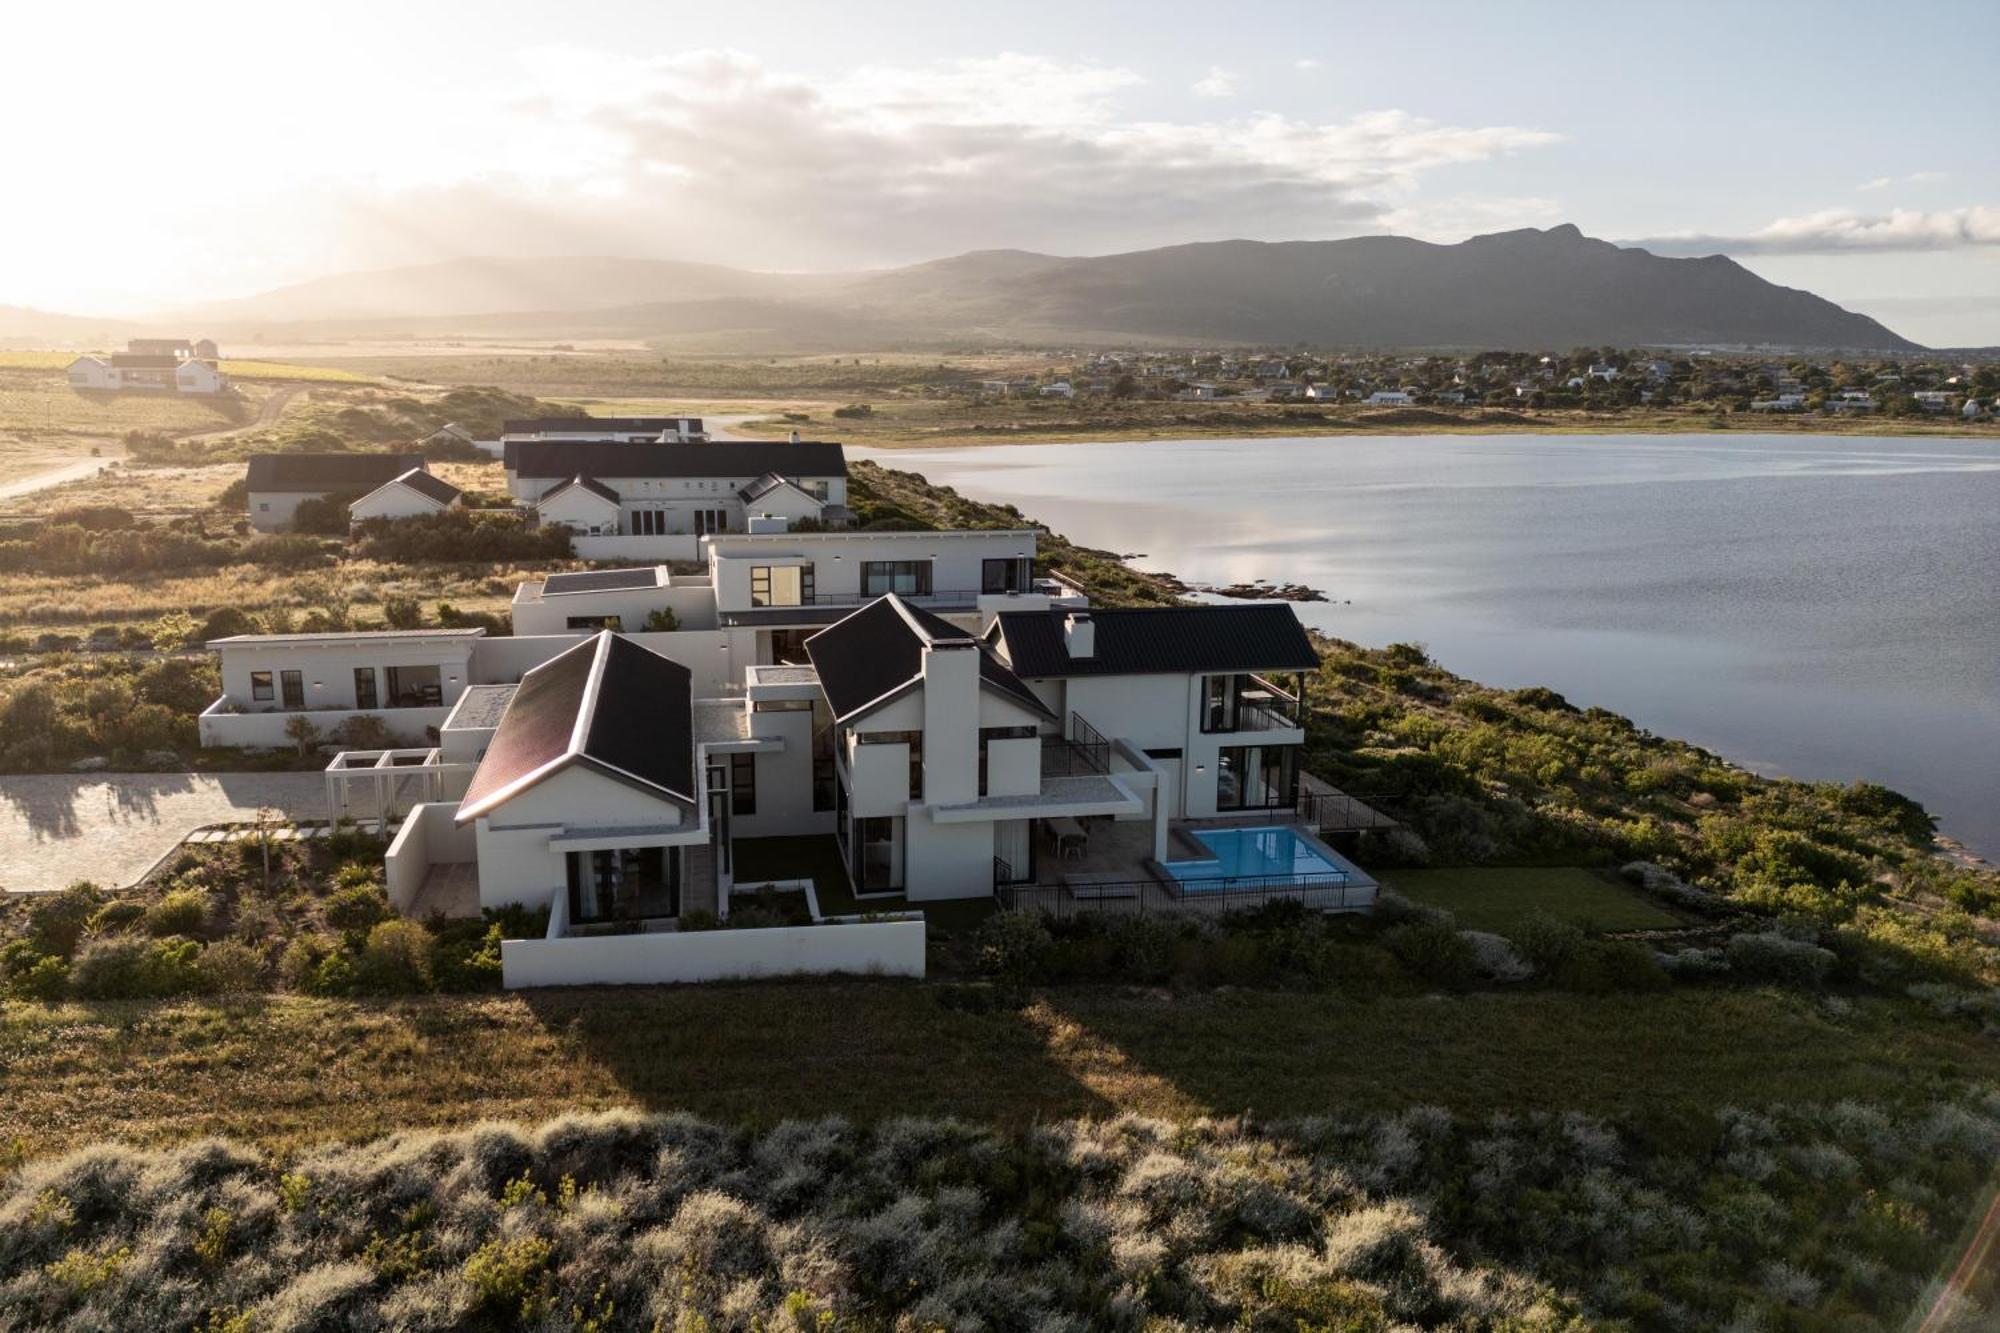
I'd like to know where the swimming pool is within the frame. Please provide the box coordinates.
[1160,825,1349,891]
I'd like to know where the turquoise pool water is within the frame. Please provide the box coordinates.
[1161,826,1347,891]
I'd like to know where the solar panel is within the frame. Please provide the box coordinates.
[541,567,661,596]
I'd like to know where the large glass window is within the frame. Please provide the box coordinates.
[981,557,1031,594]
[1202,674,1240,733]
[854,816,903,892]
[730,752,757,815]
[384,665,443,708]
[1216,745,1299,810]
[860,560,932,597]
[566,846,677,923]
[750,564,812,607]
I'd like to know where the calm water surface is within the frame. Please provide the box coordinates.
[855,434,2000,856]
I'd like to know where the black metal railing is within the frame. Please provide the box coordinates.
[1041,711,1111,777]
[995,870,1369,918]
[993,856,1012,888]
[1296,789,1401,832]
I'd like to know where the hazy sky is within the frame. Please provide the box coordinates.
[7,0,1996,343]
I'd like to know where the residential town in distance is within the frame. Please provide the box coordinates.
[946,346,2000,418]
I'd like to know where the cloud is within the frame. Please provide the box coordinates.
[1191,66,1238,98]
[303,50,1560,276]
[1859,170,1946,192]
[1294,58,1321,71]
[1631,206,2000,256]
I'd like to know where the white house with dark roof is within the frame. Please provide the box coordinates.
[348,467,464,524]
[501,416,707,445]
[198,628,486,747]
[244,453,428,531]
[507,439,850,557]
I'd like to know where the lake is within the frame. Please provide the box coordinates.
[853,434,2000,857]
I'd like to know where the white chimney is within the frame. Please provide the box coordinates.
[789,430,801,444]
[1063,610,1094,659]
[920,638,980,804]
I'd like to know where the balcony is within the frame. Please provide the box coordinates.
[1201,674,1303,734]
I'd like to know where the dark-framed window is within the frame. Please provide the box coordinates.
[860,560,932,597]
[695,508,729,535]
[750,563,813,607]
[1202,674,1240,733]
[250,670,274,702]
[632,509,667,536]
[813,723,837,811]
[981,557,1031,594]
[730,752,757,815]
[854,816,902,891]
[353,668,378,710]
[1216,744,1298,811]
[280,670,305,708]
[566,614,622,631]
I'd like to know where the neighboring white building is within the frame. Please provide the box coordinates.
[66,339,227,393]
[1365,390,1415,406]
[508,439,851,550]
[1751,393,1808,412]
[1303,382,1337,401]
[244,453,429,531]
[502,415,707,445]
[348,467,464,524]
[1039,381,1075,399]
[198,627,485,748]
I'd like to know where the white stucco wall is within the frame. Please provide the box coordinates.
[903,809,996,901]
[349,484,451,523]
[570,534,703,562]
[536,487,622,534]
[501,915,925,988]
[384,801,475,912]
[511,581,716,637]
[471,765,696,911]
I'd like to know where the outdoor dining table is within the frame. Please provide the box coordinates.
[1048,815,1088,860]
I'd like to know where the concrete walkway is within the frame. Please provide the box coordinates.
[0,772,328,892]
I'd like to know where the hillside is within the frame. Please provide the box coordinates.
[67,226,1915,352]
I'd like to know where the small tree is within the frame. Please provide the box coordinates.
[642,607,680,632]
[382,596,423,630]
[283,715,322,757]
[147,609,200,651]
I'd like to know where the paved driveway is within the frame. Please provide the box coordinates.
[0,772,328,892]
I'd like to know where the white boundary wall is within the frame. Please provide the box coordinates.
[501,914,926,988]
[571,534,702,562]
[384,801,475,912]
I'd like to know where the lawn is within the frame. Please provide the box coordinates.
[2,983,1993,1160]
[1383,865,1682,932]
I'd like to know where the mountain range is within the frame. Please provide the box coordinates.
[19,226,1920,352]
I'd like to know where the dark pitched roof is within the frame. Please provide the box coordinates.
[506,439,845,481]
[540,567,663,596]
[502,416,702,436]
[806,595,1052,724]
[457,632,695,821]
[379,467,462,505]
[537,475,622,505]
[990,604,1320,678]
[245,452,424,492]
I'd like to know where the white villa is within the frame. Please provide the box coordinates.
[195,523,1381,987]
[348,467,464,524]
[244,453,430,531]
[67,338,227,394]
[506,438,852,559]
[502,415,708,445]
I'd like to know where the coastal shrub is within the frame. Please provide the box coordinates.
[1658,946,1731,979]
[68,936,202,999]
[323,883,390,935]
[1,945,69,1001]
[975,910,1054,984]
[352,920,436,993]
[353,509,571,563]
[1384,920,1477,988]
[27,883,102,957]
[195,940,266,994]
[3,1103,1994,1330]
[1727,931,1837,988]
[1461,930,1534,982]
[1508,913,1584,976]
[141,888,211,938]
[433,922,506,992]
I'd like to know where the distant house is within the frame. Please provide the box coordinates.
[1303,382,1338,401]
[1964,398,1986,420]
[174,359,229,395]
[1181,383,1220,400]
[1828,390,1876,412]
[1751,393,1807,412]
[534,476,624,536]
[1039,381,1075,399]
[1913,390,1952,412]
[507,439,850,543]
[244,453,428,531]
[1365,390,1415,406]
[348,467,464,525]
[421,422,479,452]
[66,337,226,394]
[1267,383,1303,401]
[500,416,706,446]
[1587,363,1619,381]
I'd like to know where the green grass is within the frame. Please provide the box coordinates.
[1383,866,1682,933]
[2,983,1992,1159]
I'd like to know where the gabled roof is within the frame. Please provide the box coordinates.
[989,604,1320,678]
[805,595,1052,725]
[355,467,461,509]
[506,439,845,481]
[245,452,423,491]
[457,632,696,822]
[537,475,622,506]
